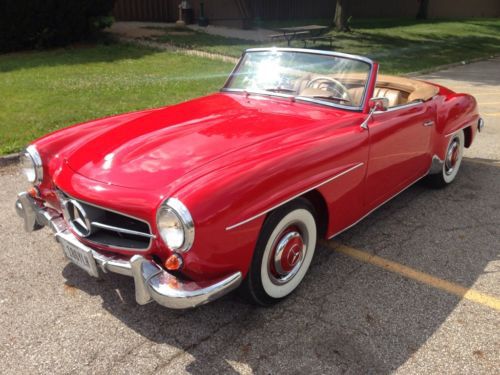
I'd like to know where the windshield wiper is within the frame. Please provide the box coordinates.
[306,95,351,103]
[264,87,296,94]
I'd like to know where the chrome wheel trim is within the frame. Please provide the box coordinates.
[271,230,305,285]
[443,131,464,183]
[260,208,317,299]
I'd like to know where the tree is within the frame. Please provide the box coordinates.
[417,0,430,19]
[0,0,116,52]
[334,0,350,32]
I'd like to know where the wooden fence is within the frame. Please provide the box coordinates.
[113,0,500,24]
[250,0,335,20]
[113,0,175,22]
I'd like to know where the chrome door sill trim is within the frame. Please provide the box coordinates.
[328,172,428,239]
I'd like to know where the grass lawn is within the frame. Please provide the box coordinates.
[0,43,233,155]
[152,18,500,73]
[2,18,500,155]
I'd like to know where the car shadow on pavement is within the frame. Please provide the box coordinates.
[62,160,499,373]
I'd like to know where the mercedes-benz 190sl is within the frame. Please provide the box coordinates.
[15,48,483,309]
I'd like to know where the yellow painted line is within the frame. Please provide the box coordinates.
[328,242,500,312]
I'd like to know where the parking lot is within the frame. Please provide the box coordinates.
[1,58,499,374]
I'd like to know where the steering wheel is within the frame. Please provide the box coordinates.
[306,76,352,103]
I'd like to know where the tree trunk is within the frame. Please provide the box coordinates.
[334,0,349,32]
[417,0,429,19]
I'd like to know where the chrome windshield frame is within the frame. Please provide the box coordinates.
[221,48,375,112]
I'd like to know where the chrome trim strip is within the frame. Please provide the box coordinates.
[244,47,375,65]
[225,162,365,231]
[328,172,428,239]
[221,87,297,101]
[295,96,364,112]
[91,222,156,239]
[376,100,424,113]
[221,51,245,88]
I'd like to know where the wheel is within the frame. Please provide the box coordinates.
[426,130,465,188]
[241,198,317,306]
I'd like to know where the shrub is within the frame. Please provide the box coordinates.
[0,0,116,52]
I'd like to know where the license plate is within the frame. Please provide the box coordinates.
[58,233,99,278]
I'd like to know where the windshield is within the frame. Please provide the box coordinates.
[224,49,372,109]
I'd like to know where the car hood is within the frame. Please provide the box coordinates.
[65,93,352,191]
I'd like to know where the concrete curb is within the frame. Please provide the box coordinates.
[406,55,499,77]
[0,153,20,167]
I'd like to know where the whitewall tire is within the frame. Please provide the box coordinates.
[427,130,465,188]
[241,198,317,306]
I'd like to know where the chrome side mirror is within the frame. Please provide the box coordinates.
[361,97,390,130]
[369,97,389,112]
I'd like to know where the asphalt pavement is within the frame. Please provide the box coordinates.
[0,58,499,374]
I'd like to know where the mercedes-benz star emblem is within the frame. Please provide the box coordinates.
[287,245,301,267]
[63,199,92,237]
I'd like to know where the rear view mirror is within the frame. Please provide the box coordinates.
[361,97,390,130]
[369,97,389,112]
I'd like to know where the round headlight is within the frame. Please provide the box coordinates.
[21,145,43,185]
[157,198,194,252]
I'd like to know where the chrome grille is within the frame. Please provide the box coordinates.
[58,191,153,251]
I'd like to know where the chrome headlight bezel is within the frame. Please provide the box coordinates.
[21,145,43,185]
[156,198,195,252]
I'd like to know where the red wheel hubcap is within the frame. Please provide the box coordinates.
[271,228,304,278]
[280,235,303,272]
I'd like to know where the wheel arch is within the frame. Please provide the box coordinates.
[463,126,473,148]
[260,189,329,240]
[301,190,329,239]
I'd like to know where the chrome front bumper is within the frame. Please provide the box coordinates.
[15,192,242,309]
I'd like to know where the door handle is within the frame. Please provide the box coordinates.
[423,120,434,127]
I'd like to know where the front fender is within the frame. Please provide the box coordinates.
[173,122,368,281]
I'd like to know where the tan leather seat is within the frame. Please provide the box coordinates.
[346,87,402,107]
[376,74,438,102]
[299,73,439,107]
[373,87,402,107]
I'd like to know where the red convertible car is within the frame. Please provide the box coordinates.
[16,48,483,309]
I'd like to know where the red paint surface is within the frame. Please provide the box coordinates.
[31,73,479,282]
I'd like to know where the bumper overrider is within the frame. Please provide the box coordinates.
[15,192,242,309]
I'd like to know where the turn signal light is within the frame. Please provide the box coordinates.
[28,187,39,198]
[165,253,183,271]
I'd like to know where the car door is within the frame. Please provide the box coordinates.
[364,101,435,209]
